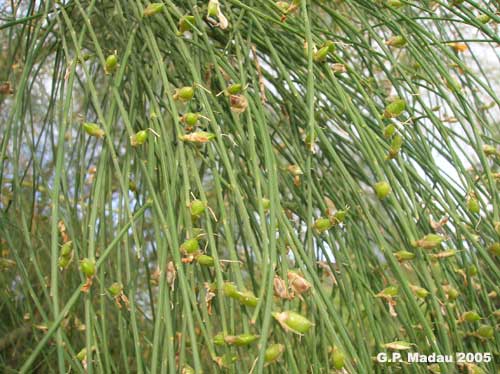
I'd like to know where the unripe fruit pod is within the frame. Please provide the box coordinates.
[377,286,399,298]
[130,130,148,147]
[225,333,259,346]
[264,343,284,364]
[374,181,391,200]
[331,346,345,370]
[76,348,87,361]
[444,286,459,301]
[467,195,480,214]
[386,35,407,48]
[387,0,404,7]
[383,124,396,139]
[237,290,259,307]
[104,54,118,74]
[461,311,481,323]
[83,122,105,138]
[476,325,494,339]
[178,15,195,34]
[58,255,71,269]
[60,241,73,257]
[213,333,225,346]
[313,45,331,63]
[80,258,96,278]
[273,311,314,335]
[182,365,195,374]
[394,250,415,262]
[488,242,500,256]
[468,264,478,276]
[180,238,199,254]
[314,217,332,233]
[108,282,123,297]
[207,0,219,17]
[475,14,490,24]
[223,282,239,298]
[261,198,271,213]
[143,3,164,17]
[411,234,443,249]
[196,254,215,266]
[174,86,194,102]
[227,83,243,95]
[410,285,429,299]
[190,199,206,220]
[182,112,201,127]
[383,99,406,118]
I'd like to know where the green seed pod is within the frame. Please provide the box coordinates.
[386,35,407,48]
[411,234,444,249]
[104,54,118,74]
[264,343,284,364]
[430,250,457,260]
[331,346,345,370]
[179,131,215,143]
[476,325,494,339]
[83,122,105,138]
[475,14,491,24]
[190,199,206,220]
[223,282,239,298]
[227,83,243,95]
[178,15,195,34]
[488,242,500,256]
[207,0,219,17]
[374,181,391,200]
[224,333,259,346]
[313,45,331,63]
[182,112,201,127]
[108,282,123,297]
[273,311,314,335]
[196,254,215,266]
[410,285,429,299]
[334,209,347,223]
[383,124,396,139]
[468,264,478,276]
[174,86,195,102]
[467,195,480,214]
[383,99,406,118]
[76,348,87,361]
[237,290,259,307]
[444,285,459,301]
[376,286,399,298]
[394,250,415,262]
[181,365,195,374]
[80,258,96,278]
[130,130,148,147]
[143,3,164,17]
[60,241,73,257]
[180,238,200,254]
[213,333,225,346]
[58,255,71,270]
[314,217,332,233]
[261,198,271,213]
[387,134,404,159]
[461,311,481,323]
[387,0,404,7]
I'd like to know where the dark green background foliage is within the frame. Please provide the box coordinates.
[0,0,499,373]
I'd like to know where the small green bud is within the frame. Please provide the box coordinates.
[213,333,225,345]
[224,333,259,346]
[374,181,391,200]
[476,325,494,339]
[444,285,459,301]
[108,282,123,297]
[446,77,462,92]
[143,3,164,17]
[411,234,444,249]
[190,199,206,220]
[196,254,215,266]
[80,258,96,278]
[181,365,195,374]
[178,15,195,34]
[383,99,406,118]
[461,311,481,323]
[237,290,259,307]
[180,238,199,254]
[273,311,314,335]
[264,343,284,364]
[314,217,332,233]
[173,86,194,102]
[376,286,399,298]
[227,83,243,95]
[410,285,429,299]
[475,14,491,24]
[331,346,345,370]
[58,255,71,270]
[261,198,271,213]
[181,112,201,127]
[334,209,347,222]
[60,241,73,257]
[313,45,331,63]
[104,54,118,74]
[467,194,480,214]
[394,250,415,262]
[83,122,105,138]
[468,264,478,276]
[223,282,239,298]
[383,124,396,138]
[386,35,407,48]
[130,130,148,147]
[387,0,404,7]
